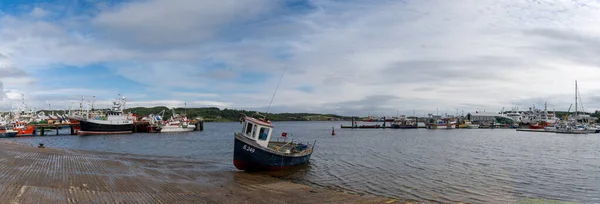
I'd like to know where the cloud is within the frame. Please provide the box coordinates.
[524,28,600,67]
[0,66,27,78]
[30,7,48,18]
[0,80,6,100]
[3,0,600,115]
[92,0,275,49]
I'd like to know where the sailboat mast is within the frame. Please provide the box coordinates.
[575,81,578,116]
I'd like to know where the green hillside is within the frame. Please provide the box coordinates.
[124,107,351,122]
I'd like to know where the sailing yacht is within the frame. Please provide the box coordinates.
[556,81,598,134]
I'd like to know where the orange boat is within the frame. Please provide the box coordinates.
[11,122,36,136]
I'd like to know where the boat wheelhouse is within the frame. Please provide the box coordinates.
[233,114,314,171]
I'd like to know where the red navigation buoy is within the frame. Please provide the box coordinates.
[331,127,336,136]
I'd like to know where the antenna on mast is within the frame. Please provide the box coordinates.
[91,96,95,110]
[265,67,287,115]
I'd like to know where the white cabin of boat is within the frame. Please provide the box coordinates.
[241,116,273,148]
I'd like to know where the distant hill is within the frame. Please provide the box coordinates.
[124,107,352,122]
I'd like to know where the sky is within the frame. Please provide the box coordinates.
[1,0,600,116]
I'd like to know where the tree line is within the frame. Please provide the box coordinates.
[124,106,352,122]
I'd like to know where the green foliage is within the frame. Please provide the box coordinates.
[124,107,352,122]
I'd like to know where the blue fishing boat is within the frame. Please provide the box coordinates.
[0,130,18,138]
[233,114,315,171]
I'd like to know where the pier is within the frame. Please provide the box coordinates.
[0,142,397,203]
[29,120,204,136]
[515,129,551,133]
[33,124,79,136]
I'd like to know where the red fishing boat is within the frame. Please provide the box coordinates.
[11,121,36,136]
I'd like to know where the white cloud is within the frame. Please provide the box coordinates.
[30,7,48,18]
[0,80,6,100]
[2,1,600,115]
[92,0,274,48]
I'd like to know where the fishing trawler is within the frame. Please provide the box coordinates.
[11,121,36,136]
[0,130,18,137]
[520,103,557,127]
[234,113,315,171]
[0,124,18,137]
[78,95,134,136]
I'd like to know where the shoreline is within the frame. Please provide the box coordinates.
[0,141,409,203]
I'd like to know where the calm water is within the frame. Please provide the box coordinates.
[3,121,600,203]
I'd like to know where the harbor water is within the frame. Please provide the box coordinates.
[2,121,599,203]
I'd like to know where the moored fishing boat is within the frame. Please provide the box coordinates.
[0,129,18,137]
[465,121,480,129]
[435,121,455,129]
[234,113,315,171]
[161,118,195,133]
[78,95,133,136]
[0,131,18,138]
[390,116,417,129]
[0,124,18,137]
[529,122,548,129]
[160,109,195,133]
[11,121,36,136]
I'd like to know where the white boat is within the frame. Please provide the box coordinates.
[161,120,195,133]
[505,108,522,123]
[520,103,558,125]
[465,121,480,129]
[159,109,195,133]
[544,124,558,132]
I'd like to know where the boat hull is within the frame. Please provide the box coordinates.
[79,120,133,136]
[0,131,17,138]
[390,124,417,129]
[233,136,312,171]
[13,125,36,136]
[435,124,455,129]
[466,125,480,129]
[160,126,195,133]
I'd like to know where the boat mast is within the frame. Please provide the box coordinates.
[575,80,578,116]
[265,68,287,116]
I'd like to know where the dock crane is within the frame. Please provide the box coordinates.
[564,104,572,121]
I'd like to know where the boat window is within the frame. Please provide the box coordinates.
[251,125,258,138]
[245,122,253,136]
[258,127,270,141]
